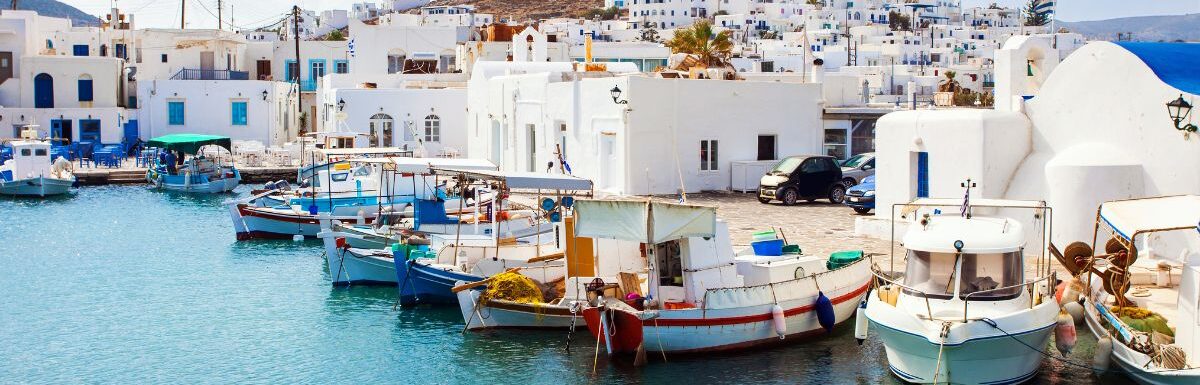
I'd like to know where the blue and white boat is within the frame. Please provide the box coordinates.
[145,134,240,193]
[0,131,75,197]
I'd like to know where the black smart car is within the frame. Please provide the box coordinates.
[757,155,846,205]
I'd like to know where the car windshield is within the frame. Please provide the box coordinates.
[841,154,869,168]
[770,157,804,175]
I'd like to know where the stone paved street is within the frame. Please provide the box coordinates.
[646,191,903,268]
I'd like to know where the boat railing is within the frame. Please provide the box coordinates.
[961,271,1055,323]
[870,268,936,320]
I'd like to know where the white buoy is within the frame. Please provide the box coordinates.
[771,304,786,339]
[854,300,869,345]
[292,234,304,242]
[1054,310,1077,357]
[1093,336,1113,371]
[1063,301,1084,324]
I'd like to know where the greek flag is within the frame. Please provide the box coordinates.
[1034,1,1055,18]
[348,38,355,58]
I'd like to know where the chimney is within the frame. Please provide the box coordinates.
[810,58,824,83]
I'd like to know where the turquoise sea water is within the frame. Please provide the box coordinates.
[0,186,1135,384]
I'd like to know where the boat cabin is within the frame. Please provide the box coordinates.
[1,140,52,181]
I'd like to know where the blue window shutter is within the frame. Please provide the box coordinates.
[73,45,88,56]
[231,102,247,125]
[168,102,185,125]
[917,152,929,197]
[77,79,93,102]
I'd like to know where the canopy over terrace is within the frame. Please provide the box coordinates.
[353,157,498,174]
[146,134,232,154]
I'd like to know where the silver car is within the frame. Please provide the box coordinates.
[839,152,876,187]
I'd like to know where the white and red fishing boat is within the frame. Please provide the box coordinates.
[578,200,872,355]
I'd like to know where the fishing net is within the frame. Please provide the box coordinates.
[1113,306,1174,337]
[480,271,545,304]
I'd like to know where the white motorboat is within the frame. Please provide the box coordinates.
[145,134,240,193]
[1055,196,1200,384]
[865,196,1059,384]
[0,136,74,197]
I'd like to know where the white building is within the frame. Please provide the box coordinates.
[136,80,297,146]
[866,38,1200,251]
[466,61,826,195]
[316,73,469,156]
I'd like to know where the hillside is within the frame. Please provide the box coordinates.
[422,0,605,22]
[13,0,98,26]
[1060,13,1200,42]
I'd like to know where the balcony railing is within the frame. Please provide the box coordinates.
[171,68,250,80]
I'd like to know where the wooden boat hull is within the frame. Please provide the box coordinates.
[394,258,484,307]
[582,258,872,354]
[0,176,73,197]
[229,203,373,240]
[324,246,398,286]
[1081,287,1200,385]
[456,288,581,330]
[149,173,239,193]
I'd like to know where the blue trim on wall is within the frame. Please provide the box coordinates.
[1115,42,1200,96]
[333,59,349,74]
[308,59,327,81]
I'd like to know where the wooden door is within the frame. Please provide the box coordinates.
[256,60,271,80]
[0,52,12,84]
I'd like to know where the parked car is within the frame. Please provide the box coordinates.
[839,152,876,187]
[758,155,846,205]
[844,174,875,214]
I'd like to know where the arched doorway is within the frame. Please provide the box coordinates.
[34,73,53,108]
[369,113,393,147]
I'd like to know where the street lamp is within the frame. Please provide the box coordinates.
[610,85,628,104]
[1166,94,1198,137]
[338,98,346,111]
[262,90,269,100]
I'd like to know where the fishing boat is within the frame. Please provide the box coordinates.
[865,193,1059,384]
[0,128,75,197]
[1054,195,1200,384]
[389,169,593,304]
[228,157,494,240]
[579,199,873,355]
[145,134,240,193]
[454,213,644,330]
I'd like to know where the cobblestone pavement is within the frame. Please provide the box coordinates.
[646,191,900,264]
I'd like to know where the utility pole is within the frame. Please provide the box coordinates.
[217,0,222,30]
[11,1,17,11]
[293,5,304,134]
[180,0,185,29]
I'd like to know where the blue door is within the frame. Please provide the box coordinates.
[916,152,929,198]
[123,120,139,143]
[34,73,53,108]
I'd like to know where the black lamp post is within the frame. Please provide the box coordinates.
[610,85,628,104]
[1166,94,1198,137]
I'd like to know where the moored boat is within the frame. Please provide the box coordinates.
[0,130,74,197]
[145,134,240,193]
[578,199,873,355]
[865,195,1059,384]
[1054,195,1200,385]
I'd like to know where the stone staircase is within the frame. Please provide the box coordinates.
[105,170,147,184]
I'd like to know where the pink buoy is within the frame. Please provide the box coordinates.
[771,304,786,339]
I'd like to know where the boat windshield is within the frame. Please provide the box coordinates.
[769,157,804,175]
[903,250,1025,301]
[903,250,958,300]
[841,154,869,168]
[959,251,1023,301]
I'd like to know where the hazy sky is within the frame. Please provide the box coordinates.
[61,0,1200,29]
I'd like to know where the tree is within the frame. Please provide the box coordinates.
[640,28,660,43]
[584,6,620,21]
[806,0,825,7]
[664,20,734,67]
[938,71,960,93]
[888,11,911,31]
[1023,0,1049,26]
[322,29,346,41]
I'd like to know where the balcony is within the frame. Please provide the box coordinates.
[170,68,249,81]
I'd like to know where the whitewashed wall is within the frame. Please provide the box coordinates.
[136,80,296,145]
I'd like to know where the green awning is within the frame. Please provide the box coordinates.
[145,134,232,154]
